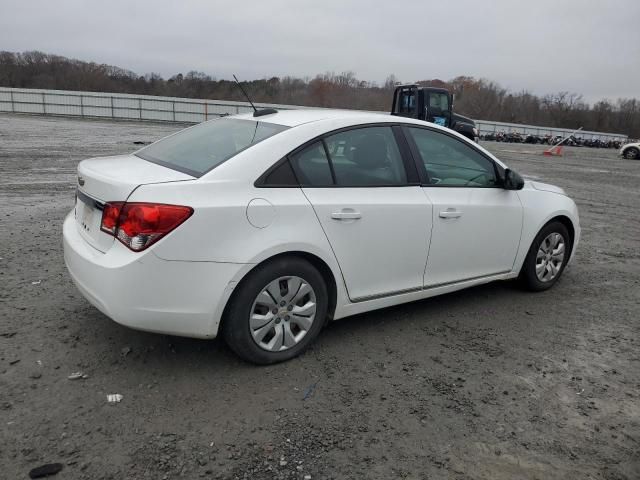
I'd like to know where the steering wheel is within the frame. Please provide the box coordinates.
[464,173,488,186]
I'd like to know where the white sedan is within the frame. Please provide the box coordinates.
[620,141,640,160]
[63,109,580,364]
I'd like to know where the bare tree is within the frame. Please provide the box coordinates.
[1,50,639,137]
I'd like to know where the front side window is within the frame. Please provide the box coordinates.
[428,92,449,112]
[137,118,289,177]
[324,127,407,186]
[407,127,497,187]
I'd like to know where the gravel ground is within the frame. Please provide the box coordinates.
[1,113,638,480]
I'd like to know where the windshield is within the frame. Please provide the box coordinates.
[136,118,289,177]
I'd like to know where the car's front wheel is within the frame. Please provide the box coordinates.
[519,221,571,291]
[222,257,328,364]
[623,147,639,160]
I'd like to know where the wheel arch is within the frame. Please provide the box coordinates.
[546,215,576,251]
[517,214,577,275]
[217,250,340,337]
[622,145,639,158]
[543,214,577,267]
[513,190,580,274]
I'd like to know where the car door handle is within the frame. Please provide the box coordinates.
[439,209,463,219]
[331,210,362,220]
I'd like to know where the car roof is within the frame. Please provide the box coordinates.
[229,108,496,162]
[232,108,424,128]
[204,107,507,177]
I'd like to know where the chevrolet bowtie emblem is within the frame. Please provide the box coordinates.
[78,176,85,186]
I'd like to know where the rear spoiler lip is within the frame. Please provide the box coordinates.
[76,188,105,211]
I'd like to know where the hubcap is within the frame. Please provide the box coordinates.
[249,276,317,352]
[535,233,566,282]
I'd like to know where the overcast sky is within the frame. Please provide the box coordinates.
[1,0,638,103]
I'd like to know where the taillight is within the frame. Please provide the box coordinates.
[100,202,124,235]
[100,202,193,252]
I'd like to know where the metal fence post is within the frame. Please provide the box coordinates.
[139,98,142,120]
[10,90,15,112]
[172,101,176,122]
[110,96,114,119]
[42,92,46,114]
[80,95,84,117]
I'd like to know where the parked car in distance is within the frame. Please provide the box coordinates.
[620,141,640,159]
[63,109,580,364]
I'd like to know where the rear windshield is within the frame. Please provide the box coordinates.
[136,118,289,177]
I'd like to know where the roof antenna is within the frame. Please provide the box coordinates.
[233,74,277,117]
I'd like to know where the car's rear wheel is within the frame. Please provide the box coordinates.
[623,147,639,160]
[222,257,328,364]
[519,221,571,291]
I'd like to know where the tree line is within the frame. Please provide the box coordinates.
[1,51,638,137]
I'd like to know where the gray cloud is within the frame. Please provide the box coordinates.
[1,0,638,103]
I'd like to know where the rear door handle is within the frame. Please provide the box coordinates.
[439,209,462,219]
[331,210,362,220]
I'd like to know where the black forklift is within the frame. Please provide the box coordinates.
[390,85,478,142]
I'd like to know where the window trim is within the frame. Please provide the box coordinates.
[255,122,423,188]
[321,140,338,185]
[400,125,504,188]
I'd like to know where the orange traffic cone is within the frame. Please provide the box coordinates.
[543,145,563,156]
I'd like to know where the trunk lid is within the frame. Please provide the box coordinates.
[74,154,194,252]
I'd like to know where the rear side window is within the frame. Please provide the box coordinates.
[261,160,298,186]
[395,89,416,115]
[324,127,407,186]
[136,118,289,177]
[289,141,334,186]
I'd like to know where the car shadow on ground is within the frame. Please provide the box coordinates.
[79,278,531,375]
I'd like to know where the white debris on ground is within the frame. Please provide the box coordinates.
[106,394,123,404]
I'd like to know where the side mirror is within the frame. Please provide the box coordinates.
[503,169,525,190]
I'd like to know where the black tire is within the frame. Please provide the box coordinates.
[222,256,328,364]
[623,147,639,160]
[519,221,571,292]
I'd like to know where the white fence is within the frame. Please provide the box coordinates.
[0,87,628,141]
[0,87,303,123]
[474,119,627,142]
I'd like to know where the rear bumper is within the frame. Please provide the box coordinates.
[63,211,246,338]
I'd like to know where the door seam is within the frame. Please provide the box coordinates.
[299,187,354,301]
[420,187,435,286]
[510,191,526,272]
